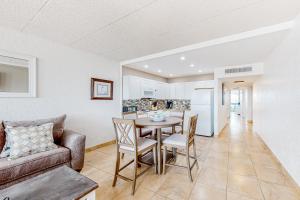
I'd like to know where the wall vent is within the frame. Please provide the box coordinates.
[225,66,252,74]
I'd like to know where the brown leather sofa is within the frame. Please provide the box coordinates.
[0,115,86,189]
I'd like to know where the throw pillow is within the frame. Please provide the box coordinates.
[3,114,66,144]
[5,123,58,160]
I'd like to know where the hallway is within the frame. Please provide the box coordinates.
[82,115,300,200]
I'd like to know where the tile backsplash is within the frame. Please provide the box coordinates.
[123,99,191,111]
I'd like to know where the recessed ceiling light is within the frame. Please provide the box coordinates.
[190,64,195,68]
[169,74,173,77]
[144,65,149,68]
[158,69,162,73]
[180,56,185,61]
[198,69,202,73]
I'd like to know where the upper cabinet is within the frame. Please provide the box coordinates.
[123,75,216,100]
[123,75,168,99]
[169,83,185,99]
[140,78,156,98]
[157,82,170,99]
[184,82,194,99]
[123,75,141,100]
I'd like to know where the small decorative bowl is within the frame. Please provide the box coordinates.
[149,113,166,122]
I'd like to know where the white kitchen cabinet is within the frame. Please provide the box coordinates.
[123,75,215,100]
[157,82,170,99]
[169,83,185,99]
[169,84,176,99]
[123,75,142,100]
[184,82,194,99]
[140,78,156,98]
[176,83,185,99]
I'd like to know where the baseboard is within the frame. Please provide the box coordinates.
[85,140,115,153]
[256,133,300,194]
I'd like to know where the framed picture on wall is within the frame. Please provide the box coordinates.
[91,78,113,100]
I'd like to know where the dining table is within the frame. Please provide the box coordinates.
[135,116,183,174]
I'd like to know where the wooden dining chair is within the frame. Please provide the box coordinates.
[112,118,157,195]
[162,115,199,182]
[162,110,185,135]
[123,112,153,137]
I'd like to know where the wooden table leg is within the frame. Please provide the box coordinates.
[157,128,161,175]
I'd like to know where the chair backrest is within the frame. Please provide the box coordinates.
[169,110,185,119]
[187,115,198,143]
[112,118,137,151]
[123,112,137,120]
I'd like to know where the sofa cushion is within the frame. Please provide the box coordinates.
[0,122,4,152]
[3,114,66,144]
[0,146,70,185]
[6,123,58,159]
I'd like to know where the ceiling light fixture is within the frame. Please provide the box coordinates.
[180,56,185,61]
[158,69,162,73]
[190,64,195,68]
[144,65,149,68]
[234,81,245,83]
[198,69,202,73]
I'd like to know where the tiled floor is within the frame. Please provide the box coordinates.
[81,115,300,200]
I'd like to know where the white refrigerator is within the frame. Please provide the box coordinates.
[191,88,214,136]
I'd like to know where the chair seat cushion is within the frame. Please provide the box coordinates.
[120,138,157,152]
[0,147,70,185]
[162,134,187,147]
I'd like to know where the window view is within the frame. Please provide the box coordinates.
[230,89,241,114]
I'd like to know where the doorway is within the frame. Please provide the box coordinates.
[230,89,242,116]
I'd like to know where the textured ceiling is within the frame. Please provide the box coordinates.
[0,0,299,61]
[126,30,289,77]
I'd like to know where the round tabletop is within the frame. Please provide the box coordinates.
[135,116,182,129]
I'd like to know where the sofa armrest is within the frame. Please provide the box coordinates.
[61,129,86,171]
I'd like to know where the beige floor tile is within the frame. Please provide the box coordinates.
[207,151,228,159]
[254,166,287,185]
[203,156,228,171]
[139,170,168,192]
[260,181,300,200]
[196,168,228,190]
[82,115,299,200]
[156,173,194,200]
[95,178,131,200]
[189,184,226,200]
[227,191,257,200]
[229,163,256,177]
[151,194,172,200]
[113,187,155,200]
[228,174,264,199]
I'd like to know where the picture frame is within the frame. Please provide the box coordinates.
[91,78,113,100]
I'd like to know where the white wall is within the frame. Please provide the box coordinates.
[0,27,121,148]
[253,16,300,185]
[215,80,230,135]
[245,87,253,121]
